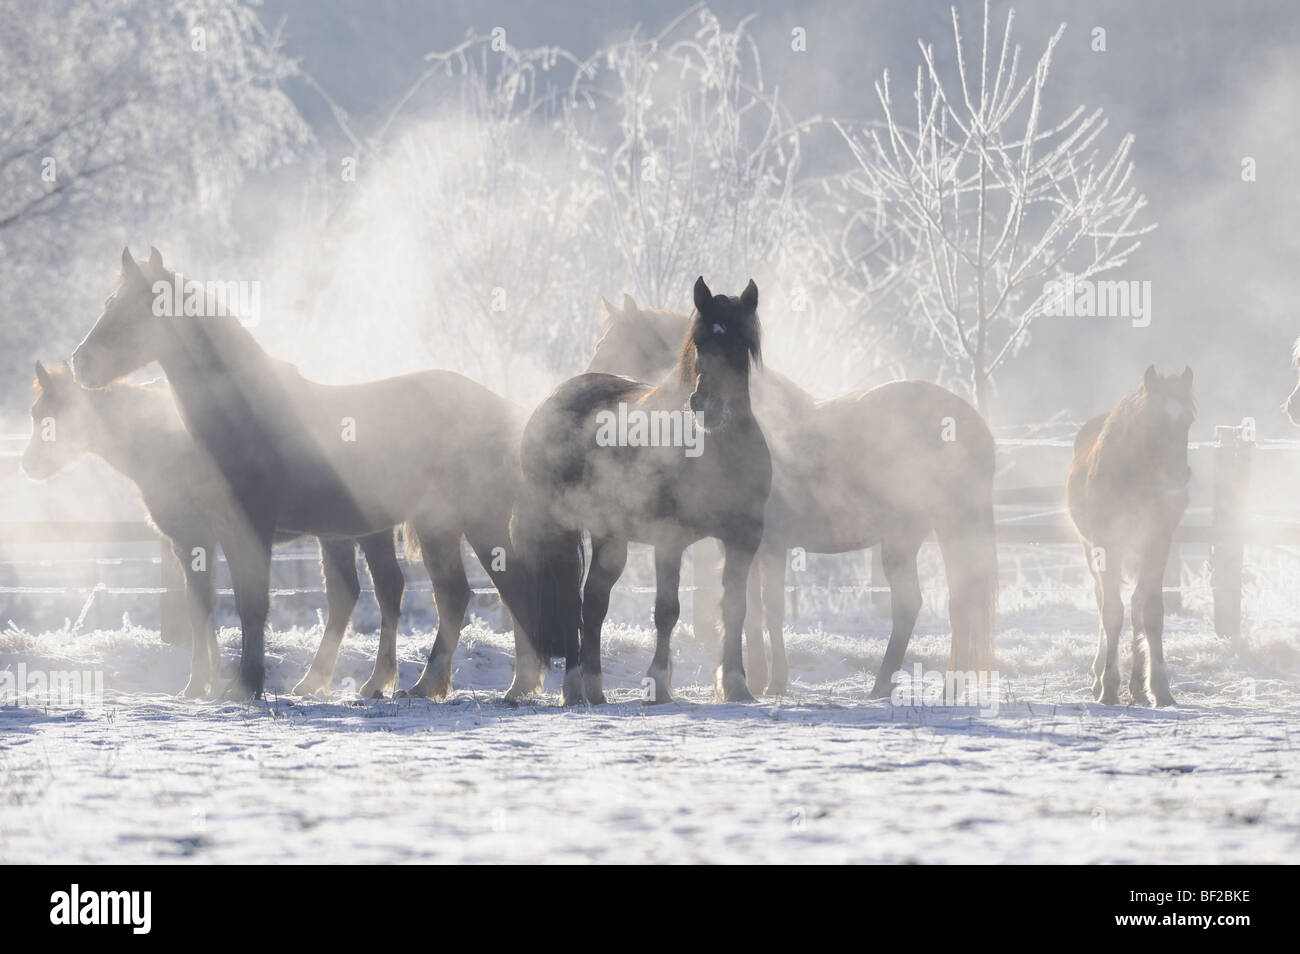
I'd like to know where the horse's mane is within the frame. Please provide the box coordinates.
[675,305,763,389]
[1088,377,1196,480]
[138,263,302,384]
[35,364,180,431]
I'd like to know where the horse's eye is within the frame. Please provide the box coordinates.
[712,323,725,335]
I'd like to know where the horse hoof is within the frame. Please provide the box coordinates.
[504,668,543,703]
[291,674,327,696]
[582,673,606,706]
[503,682,533,703]
[1093,677,1119,706]
[395,682,438,700]
[715,667,755,703]
[1154,692,1177,708]
[561,687,586,706]
[561,670,586,707]
[179,679,210,698]
[641,665,672,704]
[357,675,393,699]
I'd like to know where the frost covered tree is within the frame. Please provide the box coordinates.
[565,6,904,392]
[0,0,309,403]
[836,1,1153,414]
[0,0,306,233]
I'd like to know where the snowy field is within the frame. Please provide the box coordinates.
[3,598,1298,864]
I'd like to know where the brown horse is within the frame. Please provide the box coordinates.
[587,296,997,697]
[512,277,771,705]
[22,362,405,698]
[70,247,535,701]
[1068,365,1194,707]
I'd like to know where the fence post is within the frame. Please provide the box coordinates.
[1211,424,1253,642]
[159,541,189,645]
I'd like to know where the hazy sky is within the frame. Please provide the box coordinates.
[260,0,1300,432]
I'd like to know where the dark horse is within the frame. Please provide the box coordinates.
[513,277,771,705]
[22,362,404,698]
[71,247,534,701]
[587,297,997,697]
[1068,365,1194,707]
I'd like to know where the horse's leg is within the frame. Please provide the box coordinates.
[761,546,789,696]
[869,534,924,699]
[463,520,542,702]
[1139,535,1177,707]
[580,536,628,705]
[293,538,360,696]
[177,531,219,697]
[358,530,405,699]
[744,559,767,696]
[1084,543,1107,688]
[1129,577,1152,707]
[222,519,274,701]
[716,538,758,703]
[399,529,470,700]
[646,544,685,704]
[504,609,544,702]
[1093,548,1124,706]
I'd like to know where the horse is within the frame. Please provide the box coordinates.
[70,247,536,701]
[1284,337,1300,425]
[512,277,771,705]
[1067,365,1194,707]
[587,296,998,697]
[21,361,409,698]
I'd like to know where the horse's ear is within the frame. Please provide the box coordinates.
[1143,364,1158,390]
[1181,365,1193,385]
[35,361,52,391]
[693,276,712,314]
[600,296,616,316]
[622,293,638,313]
[740,279,758,312]
[121,247,141,278]
[148,246,163,270]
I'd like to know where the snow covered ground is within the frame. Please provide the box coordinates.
[2,601,1298,864]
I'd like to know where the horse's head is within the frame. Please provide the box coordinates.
[681,277,761,432]
[71,246,174,388]
[1285,337,1300,426]
[1138,364,1196,496]
[587,293,682,380]
[22,361,93,479]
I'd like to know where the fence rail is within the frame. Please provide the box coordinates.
[1,424,1293,643]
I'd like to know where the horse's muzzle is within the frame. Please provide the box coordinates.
[69,348,107,389]
[689,392,727,432]
[1286,392,1300,428]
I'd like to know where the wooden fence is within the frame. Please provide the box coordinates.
[1,424,1294,643]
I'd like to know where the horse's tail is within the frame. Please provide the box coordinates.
[399,521,422,563]
[509,488,583,660]
[936,430,998,675]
